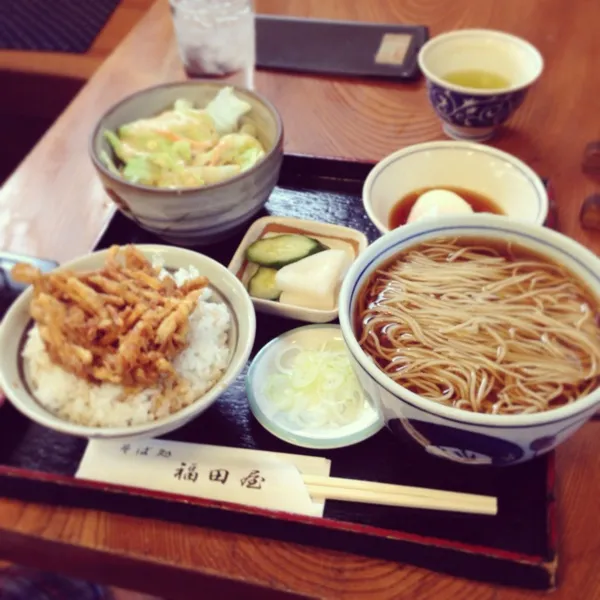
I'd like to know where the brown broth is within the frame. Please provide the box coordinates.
[389,187,504,230]
[354,237,600,414]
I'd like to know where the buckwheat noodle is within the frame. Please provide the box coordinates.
[355,238,600,415]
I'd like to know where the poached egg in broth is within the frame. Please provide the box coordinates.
[407,189,473,223]
[389,186,504,229]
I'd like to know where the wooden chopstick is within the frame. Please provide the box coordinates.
[303,475,497,516]
[303,475,493,505]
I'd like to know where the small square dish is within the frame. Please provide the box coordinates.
[228,216,369,323]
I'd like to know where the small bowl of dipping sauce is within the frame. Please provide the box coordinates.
[417,29,543,141]
[246,324,383,449]
[362,140,548,235]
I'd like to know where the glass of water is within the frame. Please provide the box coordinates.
[169,0,255,89]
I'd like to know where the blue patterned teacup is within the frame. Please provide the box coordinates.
[418,29,543,142]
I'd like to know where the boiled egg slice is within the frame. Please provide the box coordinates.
[407,189,474,224]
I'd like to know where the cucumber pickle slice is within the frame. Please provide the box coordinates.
[245,234,327,269]
[248,267,281,300]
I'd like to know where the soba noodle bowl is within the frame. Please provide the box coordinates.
[355,237,600,415]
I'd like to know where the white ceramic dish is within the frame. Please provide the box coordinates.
[228,216,369,323]
[338,214,600,466]
[0,245,256,440]
[246,324,383,449]
[363,141,548,235]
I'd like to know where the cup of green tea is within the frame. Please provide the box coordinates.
[417,29,543,142]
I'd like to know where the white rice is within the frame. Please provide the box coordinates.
[22,265,232,428]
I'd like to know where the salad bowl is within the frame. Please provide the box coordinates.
[90,81,284,246]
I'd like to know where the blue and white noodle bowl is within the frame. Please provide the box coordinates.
[338,215,600,466]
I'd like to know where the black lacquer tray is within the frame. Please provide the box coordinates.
[0,155,557,590]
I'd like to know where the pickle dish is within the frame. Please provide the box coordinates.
[228,216,369,323]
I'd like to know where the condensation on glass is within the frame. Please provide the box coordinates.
[169,0,255,89]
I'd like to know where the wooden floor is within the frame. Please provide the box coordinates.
[0,0,157,80]
[0,561,160,599]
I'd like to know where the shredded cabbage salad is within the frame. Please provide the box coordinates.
[264,339,367,430]
[101,88,266,189]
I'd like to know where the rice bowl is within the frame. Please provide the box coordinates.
[22,268,232,428]
[0,245,255,439]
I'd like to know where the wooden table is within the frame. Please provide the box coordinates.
[1,1,599,598]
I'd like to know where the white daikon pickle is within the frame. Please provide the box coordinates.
[275,249,351,311]
[279,291,334,310]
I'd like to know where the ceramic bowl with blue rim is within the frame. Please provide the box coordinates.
[417,29,544,142]
[362,141,548,235]
[338,214,600,466]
